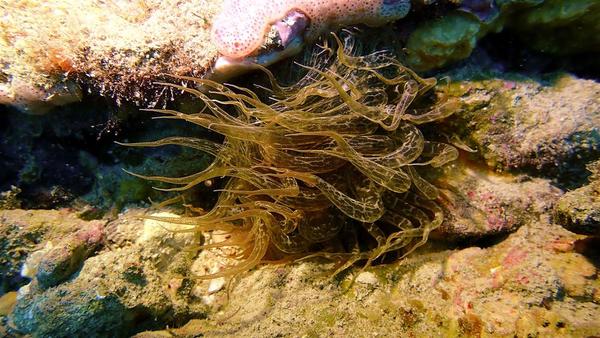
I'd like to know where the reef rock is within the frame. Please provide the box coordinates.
[0,209,105,295]
[135,219,600,337]
[10,209,208,337]
[33,221,104,289]
[0,0,220,113]
[446,73,600,185]
[435,164,562,240]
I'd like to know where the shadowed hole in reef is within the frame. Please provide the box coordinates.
[451,231,512,250]
[0,93,220,209]
[478,30,599,81]
[0,98,115,208]
[574,237,600,269]
[0,106,17,189]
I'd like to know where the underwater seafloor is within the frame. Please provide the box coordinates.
[1,0,600,337]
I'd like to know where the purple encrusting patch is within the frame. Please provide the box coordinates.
[458,0,499,22]
[274,10,310,48]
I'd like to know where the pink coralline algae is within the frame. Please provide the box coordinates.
[211,0,411,58]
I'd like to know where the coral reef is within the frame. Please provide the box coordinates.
[1,1,599,336]
[123,36,459,278]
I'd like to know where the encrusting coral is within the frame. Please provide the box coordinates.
[122,35,460,279]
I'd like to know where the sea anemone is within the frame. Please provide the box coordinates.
[121,34,460,279]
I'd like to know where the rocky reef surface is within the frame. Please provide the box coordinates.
[1,0,599,337]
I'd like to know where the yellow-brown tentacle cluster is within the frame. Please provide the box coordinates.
[123,35,460,279]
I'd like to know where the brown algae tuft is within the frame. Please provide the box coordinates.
[121,35,461,279]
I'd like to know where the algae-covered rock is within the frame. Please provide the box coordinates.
[435,164,562,240]
[0,0,220,114]
[0,209,105,295]
[13,288,129,337]
[554,160,600,235]
[405,0,599,71]
[134,219,600,337]
[444,73,600,184]
[84,146,213,211]
[10,209,208,337]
